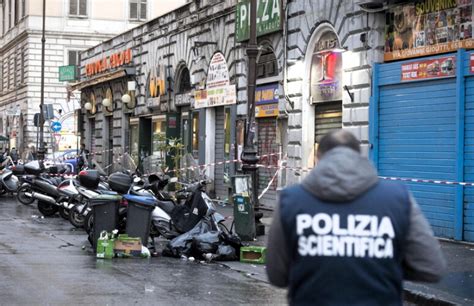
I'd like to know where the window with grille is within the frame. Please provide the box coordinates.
[21,0,25,18]
[257,49,278,79]
[2,1,6,34]
[68,50,81,79]
[9,0,12,29]
[130,0,147,20]
[69,0,87,17]
[0,65,3,93]
[14,0,19,24]
[20,49,25,84]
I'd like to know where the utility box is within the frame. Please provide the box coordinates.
[233,194,256,241]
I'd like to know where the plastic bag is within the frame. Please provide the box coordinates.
[215,244,238,261]
[162,220,211,258]
[192,231,221,254]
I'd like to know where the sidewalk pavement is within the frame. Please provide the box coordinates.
[216,204,474,306]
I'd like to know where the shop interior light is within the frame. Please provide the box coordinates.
[84,102,92,110]
[121,94,131,104]
[102,98,112,108]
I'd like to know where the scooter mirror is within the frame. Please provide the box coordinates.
[169,177,178,183]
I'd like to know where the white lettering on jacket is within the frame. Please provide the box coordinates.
[296,213,395,258]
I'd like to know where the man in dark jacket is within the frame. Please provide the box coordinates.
[266,130,446,306]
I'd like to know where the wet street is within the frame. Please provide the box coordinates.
[0,196,287,305]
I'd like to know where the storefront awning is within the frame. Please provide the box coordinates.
[69,67,136,91]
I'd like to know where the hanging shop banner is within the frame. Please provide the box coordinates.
[255,83,279,118]
[175,93,192,106]
[194,52,236,109]
[85,48,132,77]
[401,55,456,81]
[384,0,474,62]
[310,31,343,103]
[235,0,282,42]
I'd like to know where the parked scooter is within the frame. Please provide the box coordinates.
[0,156,20,195]
[16,160,70,216]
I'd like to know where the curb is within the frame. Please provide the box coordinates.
[403,289,457,306]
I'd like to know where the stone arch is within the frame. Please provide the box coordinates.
[300,22,341,169]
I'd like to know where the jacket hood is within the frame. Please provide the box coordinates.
[302,147,379,202]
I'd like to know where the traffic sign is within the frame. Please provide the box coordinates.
[51,121,62,132]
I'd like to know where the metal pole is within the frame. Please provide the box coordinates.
[241,0,264,235]
[37,0,46,161]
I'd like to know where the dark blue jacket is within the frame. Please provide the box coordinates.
[280,181,410,306]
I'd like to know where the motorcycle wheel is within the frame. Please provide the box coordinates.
[16,185,35,205]
[69,207,85,228]
[58,206,70,220]
[37,201,59,217]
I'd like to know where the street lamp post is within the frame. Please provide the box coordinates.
[241,0,264,235]
[37,0,46,161]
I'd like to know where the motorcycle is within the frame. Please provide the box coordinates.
[17,160,70,216]
[0,156,20,195]
[67,160,116,228]
[140,153,227,240]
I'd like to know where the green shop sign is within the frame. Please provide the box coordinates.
[59,65,77,82]
[235,0,282,42]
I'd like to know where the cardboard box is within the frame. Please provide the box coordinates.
[113,235,142,257]
[96,233,115,259]
[240,246,267,264]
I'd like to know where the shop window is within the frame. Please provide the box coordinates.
[130,0,147,21]
[69,0,87,17]
[129,124,139,165]
[224,108,231,157]
[152,119,166,156]
[192,112,199,159]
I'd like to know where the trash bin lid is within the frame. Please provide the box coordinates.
[123,194,157,208]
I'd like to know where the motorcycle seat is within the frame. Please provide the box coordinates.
[156,200,175,215]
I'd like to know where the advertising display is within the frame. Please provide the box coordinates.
[385,0,474,61]
[255,83,279,117]
[194,52,236,109]
[310,31,343,103]
[401,55,456,81]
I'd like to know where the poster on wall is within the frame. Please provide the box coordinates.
[385,0,474,61]
[310,31,343,103]
[401,55,456,81]
[255,83,279,117]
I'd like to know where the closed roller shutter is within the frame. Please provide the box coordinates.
[463,77,474,241]
[315,101,342,144]
[257,117,278,206]
[378,79,456,238]
[214,107,227,199]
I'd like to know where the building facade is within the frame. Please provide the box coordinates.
[76,0,376,204]
[0,0,187,153]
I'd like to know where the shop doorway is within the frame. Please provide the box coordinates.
[138,117,152,169]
